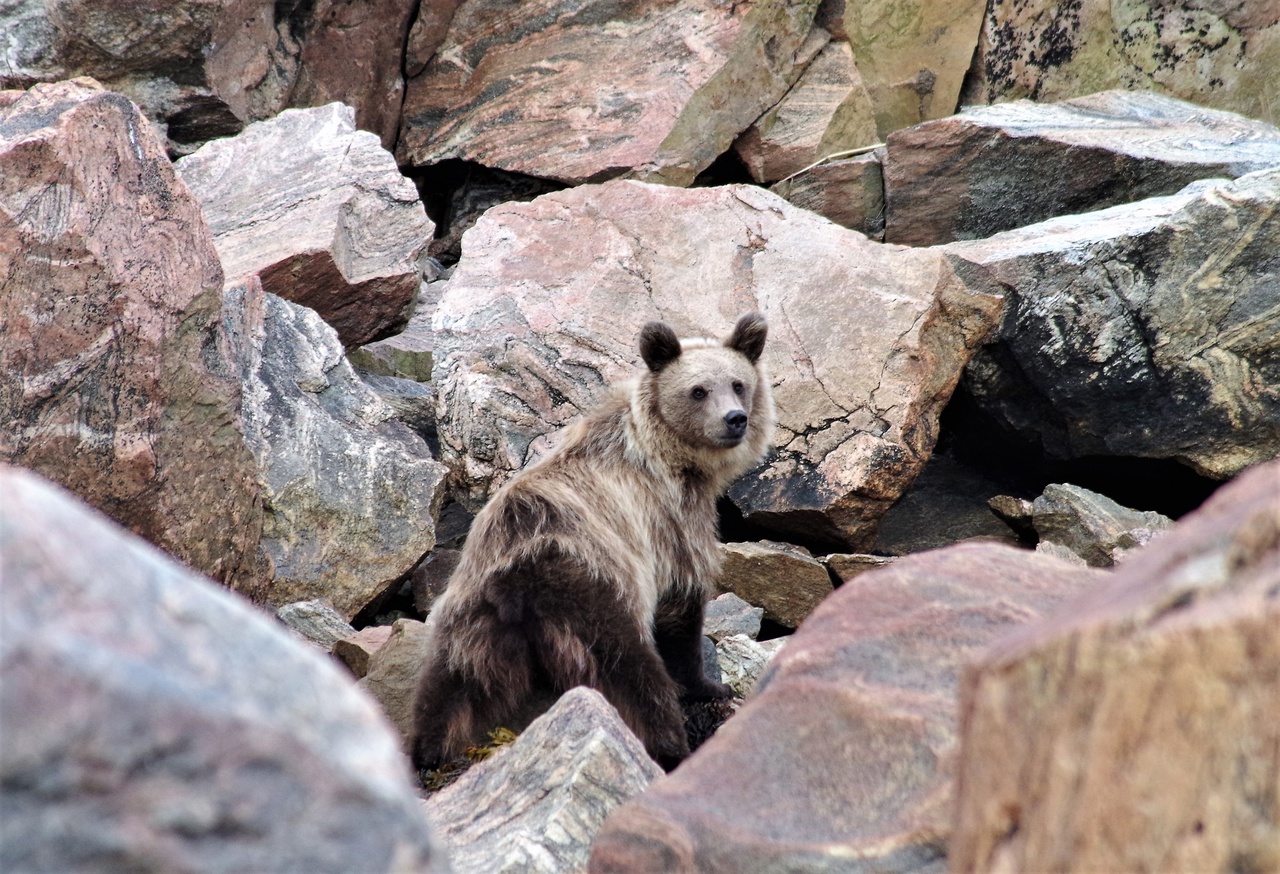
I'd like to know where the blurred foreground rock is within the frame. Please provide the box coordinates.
[428,687,661,874]
[0,465,442,874]
[590,543,1105,873]
[177,103,432,347]
[952,460,1280,873]
[948,167,1280,479]
[432,180,1002,549]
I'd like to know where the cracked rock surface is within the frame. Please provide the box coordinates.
[431,179,1002,549]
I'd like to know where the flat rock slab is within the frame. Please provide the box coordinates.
[397,0,821,186]
[427,687,662,874]
[962,0,1280,128]
[952,460,1280,873]
[432,180,1002,550]
[0,78,264,591]
[177,103,432,347]
[733,37,878,183]
[590,542,1106,873]
[885,90,1280,246]
[717,541,833,629]
[945,167,1280,479]
[223,278,448,617]
[0,465,442,874]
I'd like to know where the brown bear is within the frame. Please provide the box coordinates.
[410,312,774,771]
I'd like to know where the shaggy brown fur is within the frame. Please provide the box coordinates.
[411,313,774,770]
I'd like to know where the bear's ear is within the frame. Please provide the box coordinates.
[639,321,682,373]
[725,312,767,363]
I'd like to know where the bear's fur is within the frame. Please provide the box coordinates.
[410,313,773,770]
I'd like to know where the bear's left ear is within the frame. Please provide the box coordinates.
[725,312,767,363]
[639,321,682,373]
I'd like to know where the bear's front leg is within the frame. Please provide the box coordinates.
[654,590,733,702]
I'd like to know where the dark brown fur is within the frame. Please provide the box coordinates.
[411,314,773,770]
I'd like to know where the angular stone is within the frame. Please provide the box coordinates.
[823,552,893,582]
[409,548,463,615]
[885,90,1280,246]
[951,460,1280,873]
[349,285,438,382]
[332,625,395,679]
[714,633,776,698]
[945,167,1280,479]
[962,0,1280,128]
[177,103,432,347]
[397,0,822,186]
[0,0,418,152]
[1032,483,1172,568]
[988,494,1036,540]
[0,79,265,591]
[357,372,438,448]
[734,38,879,183]
[432,180,1003,549]
[0,465,442,874]
[223,278,448,618]
[718,541,834,629]
[842,0,987,138]
[428,687,662,874]
[276,599,356,649]
[590,543,1106,873]
[769,151,885,238]
[704,592,764,642]
[358,618,433,747]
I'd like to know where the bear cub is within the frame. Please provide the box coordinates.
[410,312,774,771]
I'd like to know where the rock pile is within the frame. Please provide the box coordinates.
[3,1,1278,871]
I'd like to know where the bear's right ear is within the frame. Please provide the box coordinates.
[725,311,767,363]
[639,321,682,373]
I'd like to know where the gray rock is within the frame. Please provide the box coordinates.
[946,167,1280,479]
[701,636,723,685]
[0,465,442,874]
[358,372,438,448]
[714,634,777,698]
[718,541,834,629]
[177,103,432,348]
[1032,483,1173,568]
[357,618,433,749]
[276,599,356,649]
[223,278,448,618]
[887,90,1280,246]
[426,687,662,874]
[704,592,764,642]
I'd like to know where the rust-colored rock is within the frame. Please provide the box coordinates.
[590,543,1105,873]
[397,0,822,186]
[432,180,1003,550]
[0,79,264,590]
[884,90,1280,247]
[717,541,833,629]
[176,103,432,348]
[952,460,1280,874]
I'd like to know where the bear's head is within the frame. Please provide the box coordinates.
[637,312,770,453]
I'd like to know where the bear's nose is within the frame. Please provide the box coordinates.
[724,410,748,436]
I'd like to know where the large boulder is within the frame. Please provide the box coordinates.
[0,465,443,873]
[397,0,822,186]
[176,103,432,348]
[0,79,265,590]
[961,0,1280,128]
[432,180,1002,550]
[0,0,418,152]
[589,543,1106,873]
[885,90,1280,246]
[951,460,1280,873]
[224,277,448,618]
[944,167,1280,479]
[427,687,662,874]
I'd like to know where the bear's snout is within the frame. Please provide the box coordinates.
[724,409,748,438]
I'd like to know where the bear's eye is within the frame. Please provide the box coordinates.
[690,386,707,401]
[732,380,745,396]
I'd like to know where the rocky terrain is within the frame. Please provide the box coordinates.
[2,1,1278,872]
